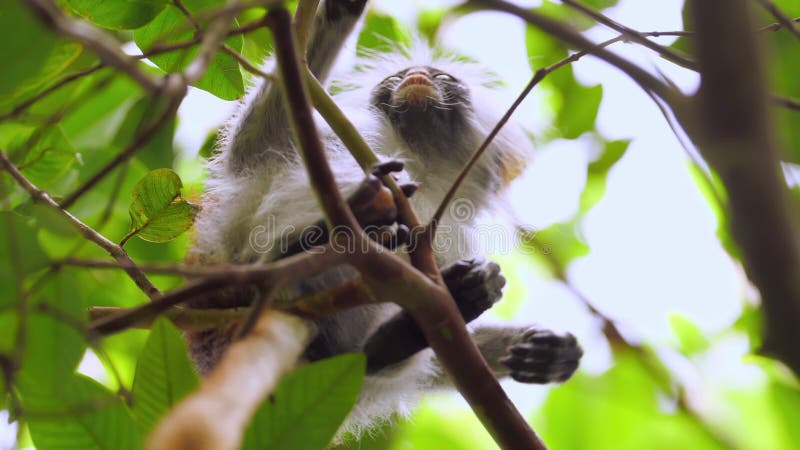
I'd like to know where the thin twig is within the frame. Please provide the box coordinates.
[25,0,165,94]
[0,150,161,299]
[60,97,181,209]
[561,0,697,70]
[431,35,624,230]
[772,95,800,111]
[468,0,684,111]
[754,0,800,40]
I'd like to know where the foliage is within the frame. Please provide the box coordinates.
[1,0,799,449]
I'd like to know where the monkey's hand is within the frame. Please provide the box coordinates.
[500,328,582,384]
[282,160,416,256]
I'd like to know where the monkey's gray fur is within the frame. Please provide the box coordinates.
[186,0,581,436]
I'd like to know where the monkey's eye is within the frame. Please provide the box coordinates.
[384,75,402,84]
[434,73,455,81]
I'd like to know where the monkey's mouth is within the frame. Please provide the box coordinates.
[393,72,439,107]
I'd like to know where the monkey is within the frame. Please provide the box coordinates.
[184,0,582,436]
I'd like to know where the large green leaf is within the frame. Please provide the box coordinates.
[125,168,199,244]
[132,318,199,433]
[133,1,244,100]
[538,354,725,450]
[242,353,365,450]
[0,3,57,98]
[18,273,87,389]
[21,374,143,450]
[358,12,410,54]
[113,97,176,170]
[67,0,167,30]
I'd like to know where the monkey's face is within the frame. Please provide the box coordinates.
[370,66,473,153]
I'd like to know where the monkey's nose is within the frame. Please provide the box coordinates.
[395,68,438,107]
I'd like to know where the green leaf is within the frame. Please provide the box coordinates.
[133,2,244,100]
[523,222,590,276]
[242,353,365,450]
[125,168,199,244]
[538,354,724,450]
[19,281,87,388]
[21,374,143,450]
[668,313,710,356]
[579,139,629,212]
[358,11,410,54]
[113,97,176,170]
[132,318,199,433]
[0,3,57,98]
[67,0,168,30]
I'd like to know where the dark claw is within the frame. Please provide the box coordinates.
[501,329,582,384]
[400,182,419,198]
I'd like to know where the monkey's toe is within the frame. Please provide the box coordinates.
[443,258,506,323]
[500,328,582,384]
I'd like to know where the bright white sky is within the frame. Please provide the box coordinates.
[167,0,755,414]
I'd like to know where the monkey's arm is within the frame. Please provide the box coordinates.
[363,258,506,373]
[227,0,367,171]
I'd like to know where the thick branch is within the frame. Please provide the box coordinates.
[148,311,311,450]
[689,0,800,375]
[0,150,160,299]
[268,7,359,231]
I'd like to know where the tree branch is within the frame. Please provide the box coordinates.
[467,0,684,111]
[561,0,697,70]
[0,150,161,299]
[688,0,800,376]
[754,0,800,40]
[25,0,167,94]
[148,311,312,450]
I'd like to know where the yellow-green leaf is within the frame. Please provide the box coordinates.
[125,168,199,244]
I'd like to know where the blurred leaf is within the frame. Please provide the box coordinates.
[113,97,176,170]
[0,3,57,98]
[523,222,589,277]
[0,41,83,111]
[238,8,272,65]
[125,168,199,244]
[668,313,710,356]
[197,130,218,159]
[770,381,800,444]
[539,354,725,450]
[525,3,603,140]
[686,163,740,260]
[0,212,49,309]
[67,0,167,29]
[242,353,365,450]
[579,139,629,212]
[132,318,199,433]
[21,374,143,450]
[133,2,244,100]
[416,7,447,43]
[358,12,409,54]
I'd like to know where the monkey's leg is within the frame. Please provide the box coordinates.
[463,326,582,385]
[363,258,506,373]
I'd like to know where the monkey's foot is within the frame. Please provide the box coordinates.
[442,258,506,323]
[500,328,582,384]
